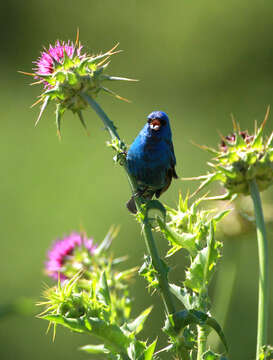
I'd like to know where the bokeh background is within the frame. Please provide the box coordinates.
[1,1,273,359]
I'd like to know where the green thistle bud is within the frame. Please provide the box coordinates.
[191,109,273,199]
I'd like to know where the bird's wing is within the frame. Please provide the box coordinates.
[165,139,178,178]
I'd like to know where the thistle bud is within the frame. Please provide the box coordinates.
[192,110,273,199]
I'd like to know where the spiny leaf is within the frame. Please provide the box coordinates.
[184,235,220,293]
[157,218,197,256]
[127,306,153,335]
[42,314,86,333]
[139,339,157,360]
[165,310,228,352]
[97,271,111,306]
[169,284,199,310]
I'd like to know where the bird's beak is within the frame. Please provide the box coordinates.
[149,119,161,131]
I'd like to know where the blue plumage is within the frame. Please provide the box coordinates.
[126,111,178,213]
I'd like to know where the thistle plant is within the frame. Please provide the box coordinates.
[23,34,271,360]
[189,112,273,359]
[39,229,155,360]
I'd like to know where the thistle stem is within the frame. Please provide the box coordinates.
[249,179,269,359]
[82,94,120,141]
[84,95,176,316]
[197,325,207,360]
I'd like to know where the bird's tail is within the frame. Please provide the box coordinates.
[126,189,155,214]
[126,196,137,214]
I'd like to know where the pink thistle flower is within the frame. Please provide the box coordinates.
[46,232,96,280]
[34,40,83,79]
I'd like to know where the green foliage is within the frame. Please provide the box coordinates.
[157,193,229,357]
[138,255,160,289]
[164,310,228,353]
[202,350,228,359]
[139,254,170,291]
[159,194,226,295]
[259,345,273,359]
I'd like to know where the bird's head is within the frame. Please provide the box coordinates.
[147,111,169,131]
[146,111,171,136]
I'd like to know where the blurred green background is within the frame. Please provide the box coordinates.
[1,1,273,359]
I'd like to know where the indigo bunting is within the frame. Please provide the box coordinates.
[126,111,178,213]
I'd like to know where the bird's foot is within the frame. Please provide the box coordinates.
[132,187,148,198]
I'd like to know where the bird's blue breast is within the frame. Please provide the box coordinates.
[127,124,173,189]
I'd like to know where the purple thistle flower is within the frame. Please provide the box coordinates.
[34,40,83,77]
[46,232,96,280]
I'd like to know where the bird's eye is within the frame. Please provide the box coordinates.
[160,119,166,126]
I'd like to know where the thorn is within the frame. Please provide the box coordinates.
[108,49,123,56]
[181,175,210,180]
[217,130,226,142]
[97,56,110,67]
[30,97,43,108]
[108,42,120,54]
[34,96,50,127]
[202,193,232,201]
[261,105,270,129]
[107,76,138,82]
[190,140,206,150]
[52,323,56,342]
[102,87,131,103]
[57,129,61,140]
[78,111,90,135]
[102,61,111,69]
[254,119,258,134]
[231,113,237,131]
[30,80,44,86]
[55,104,62,139]
[18,70,36,77]
[75,27,80,47]
[189,140,218,154]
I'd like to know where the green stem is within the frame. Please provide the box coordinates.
[249,179,269,359]
[82,94,120,141]
[197,326,207,360]
[84,95,176,316]
[179,347,191,360]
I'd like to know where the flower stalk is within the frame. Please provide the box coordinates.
[249,179,269,359]
[197,325,208,360]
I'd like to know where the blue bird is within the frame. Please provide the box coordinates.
[126,111,178,213]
